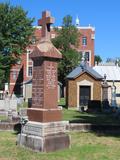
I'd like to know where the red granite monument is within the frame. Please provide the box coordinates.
[17,11,70,152]
[27,11,62,123]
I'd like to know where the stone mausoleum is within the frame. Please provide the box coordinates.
[66,60,103,109]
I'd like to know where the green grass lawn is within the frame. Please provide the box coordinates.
[0,131,120,160]
[62,108,120,124]
[58,98,120,124]
[58,97,66,106]
[0,115,8,121]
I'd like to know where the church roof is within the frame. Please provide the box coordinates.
[67,63,103,80]
[93,65,120,81]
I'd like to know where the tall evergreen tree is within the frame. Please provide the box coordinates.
[52,15,81,86]
[0,3,34,89]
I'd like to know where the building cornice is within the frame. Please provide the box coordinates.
[33,25,95,31]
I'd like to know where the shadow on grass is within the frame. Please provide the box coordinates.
[69,112,119,124]
[67,110,120,137]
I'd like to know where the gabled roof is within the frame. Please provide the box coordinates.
[67,64,103,80]
[93,65,120,81]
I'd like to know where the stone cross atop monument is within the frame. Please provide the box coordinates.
[38,11,54,39]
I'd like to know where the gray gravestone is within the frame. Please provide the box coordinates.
[0,96,17,117]
[102,74,110,110]
[111,81,117,108]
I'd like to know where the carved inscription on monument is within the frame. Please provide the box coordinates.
[46,63,56,89]
[32,66,44,107]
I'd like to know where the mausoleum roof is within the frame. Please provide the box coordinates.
[67,63,103,80]
[93,65,120,81]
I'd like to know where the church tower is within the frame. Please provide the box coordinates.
[75,15,80,27]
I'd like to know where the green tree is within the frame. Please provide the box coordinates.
[52,15,81,85]
[0,3,34,89]
[95,55,102,65]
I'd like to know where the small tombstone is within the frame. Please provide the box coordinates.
[111,81,117,108]
[102,74,110,110]
[0,92,17,118]
[19,108,28,119]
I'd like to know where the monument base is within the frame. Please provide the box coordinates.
[17,121,70,152]
[27,108,62,122]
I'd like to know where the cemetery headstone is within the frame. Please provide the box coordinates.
[111,81,117,108]
[101,74,110,110]
[17,10,70,152]
[19,108,28,120]
[0,93,17,118]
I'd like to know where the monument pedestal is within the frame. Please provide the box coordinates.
[27,108,62,122]
[17,121,70,152]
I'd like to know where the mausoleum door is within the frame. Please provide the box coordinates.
[79,86,91,106]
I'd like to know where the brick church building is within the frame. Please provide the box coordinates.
[9,19,95,98]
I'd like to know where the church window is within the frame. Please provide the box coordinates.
[12,71,17,80]
[82,37,87,46]
[85,52,90,61]
[28,66,32,76]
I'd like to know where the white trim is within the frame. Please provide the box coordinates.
[33,25,95,31]
[23,84,25,98]
[9,83,16,85]
[28,65,33,67]
[33,26,42,29]
[77,26,95,31]
[26,49,33,77]
[77,80,93,109]
[11,69,20,71]
[79,50,92,67]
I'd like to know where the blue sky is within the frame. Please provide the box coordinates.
[0,0,120,61]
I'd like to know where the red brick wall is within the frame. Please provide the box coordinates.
[78,28,95,66]
[9,26,95,95]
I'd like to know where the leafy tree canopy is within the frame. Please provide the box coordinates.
[95,55,102,65]
[0,3,34,88]
[52,15,81,85]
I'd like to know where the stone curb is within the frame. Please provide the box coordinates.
[67,123,120,133]
[0,122,17,131]
[1,122,120,133]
